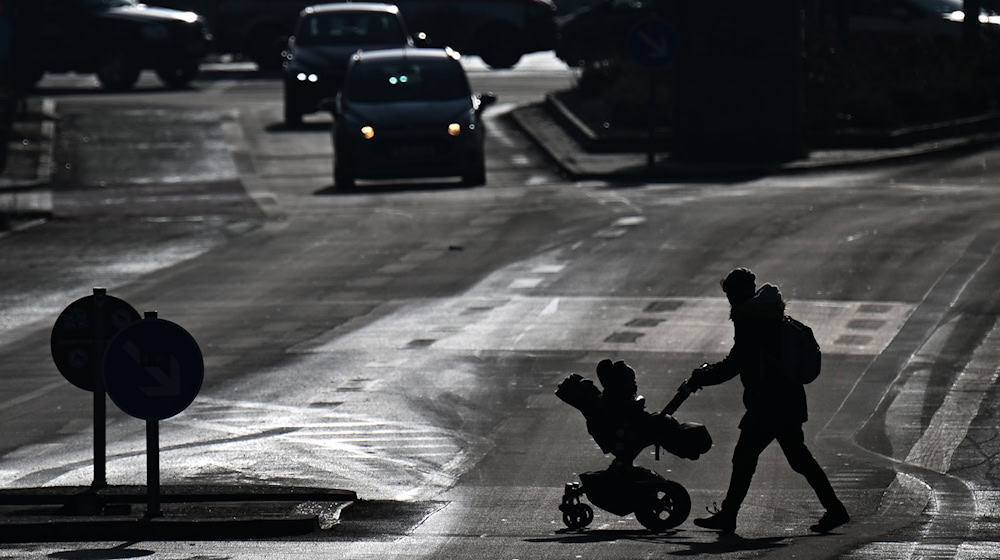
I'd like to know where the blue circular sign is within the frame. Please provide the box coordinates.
[627,18,675,68]
[103,317,204,420]
[51,293,141,391]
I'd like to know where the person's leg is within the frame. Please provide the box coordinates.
[721,427,774,513]
[695,426,773,532]
[776,425,849,531]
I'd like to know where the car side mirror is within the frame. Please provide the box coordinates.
[319,97,338,113]
[477,92,498,110]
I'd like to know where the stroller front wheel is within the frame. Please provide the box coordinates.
[634,480,691,532]
[561,503,594,530]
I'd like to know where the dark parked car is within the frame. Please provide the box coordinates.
[283,3,416,126]
[376,0,557,68]
[329,48,496,189]
[12,0,212,91]
[157,0,557,70]
[154,0,317,71]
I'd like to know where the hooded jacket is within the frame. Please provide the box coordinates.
[694,283,809,429]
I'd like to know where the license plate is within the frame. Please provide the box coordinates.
[392,145,435,159]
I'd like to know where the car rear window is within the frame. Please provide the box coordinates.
[296,11,406,46]
[345,59,471,102]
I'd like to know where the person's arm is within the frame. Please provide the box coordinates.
[690,344,742,388]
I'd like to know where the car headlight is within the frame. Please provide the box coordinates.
[296,73,319,83]
[361,126,375,140]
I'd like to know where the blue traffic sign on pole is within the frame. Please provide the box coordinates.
[103,313,204,421]
[51,290,141,392]
[627,18,675,68]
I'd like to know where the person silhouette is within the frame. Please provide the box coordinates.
[689,267,848,534]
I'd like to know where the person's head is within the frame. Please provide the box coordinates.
[721,267,756,307]
[596,359,637,400]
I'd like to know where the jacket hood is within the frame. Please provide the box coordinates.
[731,283,785,323]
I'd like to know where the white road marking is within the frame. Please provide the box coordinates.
[905,318,1000,473]
[296,296,913,356]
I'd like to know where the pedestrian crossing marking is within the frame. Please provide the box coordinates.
[293,296,914,356]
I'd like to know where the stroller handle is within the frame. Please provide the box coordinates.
[659,377,698,417]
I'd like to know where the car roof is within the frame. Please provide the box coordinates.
[350,47,462,65]
[302,2,400,16]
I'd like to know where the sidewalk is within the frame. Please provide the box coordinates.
[509,93,1000,181]
[0,96,56,231]
[0,484,357,542]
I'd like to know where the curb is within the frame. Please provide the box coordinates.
[0,514,322,543]
[0,97,56,230]
[0,485,356,542]
[509,95,1000,181]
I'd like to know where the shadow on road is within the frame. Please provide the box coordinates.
[314,179,467,195]
[265,122,331,133]
[526,529,789,554]
[48,542,154,559]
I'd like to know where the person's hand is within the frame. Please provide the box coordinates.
[688,363,712,389]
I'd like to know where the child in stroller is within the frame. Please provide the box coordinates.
[555,359,712,531]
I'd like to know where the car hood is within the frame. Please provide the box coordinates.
[102,5,201,24]
[291,45,403,73]
[344,99,473,124]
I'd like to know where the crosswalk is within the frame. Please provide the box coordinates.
[293,295,914,357]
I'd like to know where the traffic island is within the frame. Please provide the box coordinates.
[0,484,356,542]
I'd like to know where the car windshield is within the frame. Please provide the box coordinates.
[83,0,137,7]
[345,59,471,102]
[910,0,963,14]
[295,11,406,46]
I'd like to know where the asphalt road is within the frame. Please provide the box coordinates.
[2,53,1000,559]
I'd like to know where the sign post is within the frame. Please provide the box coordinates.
[51,289,140,488]
[627,18,675,172]
[103,311,204,518]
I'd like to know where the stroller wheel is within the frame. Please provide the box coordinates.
[561,503,594,530]
[635,480,691,532]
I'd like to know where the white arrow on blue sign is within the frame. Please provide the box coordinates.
[627,18,675,68]
[103,316,204,421]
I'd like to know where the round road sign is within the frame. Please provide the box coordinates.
[627,18,675,68]
[51,292,141,391]
[103,317,204,421]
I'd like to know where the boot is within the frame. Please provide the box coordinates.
[693,506,737,533]
[810,506,849,533]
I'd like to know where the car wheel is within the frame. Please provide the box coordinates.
[284,104,303,128]
[12,65,45,92]
[155,63,199,89]
[477,23,523,69]
[462,158,486,186]
[96,51,140,91]
[334,158,355,190]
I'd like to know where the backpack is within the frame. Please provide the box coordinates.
[780,316,822,384]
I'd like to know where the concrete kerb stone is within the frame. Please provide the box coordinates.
[0,97,56,230]
[508,94,1000,182]
[0,485,357,542]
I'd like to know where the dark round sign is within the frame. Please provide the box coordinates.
[103,317,204,420]
[51,293,142,391]
[627,18,675,68]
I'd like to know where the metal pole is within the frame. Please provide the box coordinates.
[144,310,161,518]
[146,419,161,518]
[92,287,107,489]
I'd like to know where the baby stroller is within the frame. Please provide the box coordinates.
[555,360,712,532]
